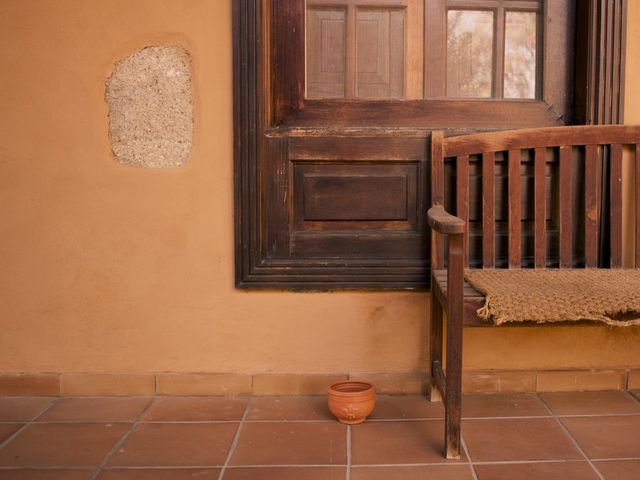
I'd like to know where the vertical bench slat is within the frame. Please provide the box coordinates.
[431,132,445,205]
[431,132,445,270]
[636,144,640,268]
[559,146,572,268]
[610,143,623,268]
[508,149,521,268]
[584,145,599,267]
[456,155,469,267]
[482,152,495,268]
[534,148,546,268]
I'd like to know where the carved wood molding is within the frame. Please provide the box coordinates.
[576,0,628,125]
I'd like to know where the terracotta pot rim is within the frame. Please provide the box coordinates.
[327,380,375,396]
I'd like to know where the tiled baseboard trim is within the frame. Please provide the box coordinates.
[0,368,638,396]
[463,369,637,393]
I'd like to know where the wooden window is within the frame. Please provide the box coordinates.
[272,0,575,129]
[305,0,544,101]
[234,0,627,289]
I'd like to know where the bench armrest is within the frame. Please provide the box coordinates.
[427,206,465,235]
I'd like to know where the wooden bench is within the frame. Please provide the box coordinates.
[427,125,640,459]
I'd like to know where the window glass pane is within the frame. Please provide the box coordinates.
[306,7,347,99]
[356,8,405,99]
[446,10,494,98]
[306,1,423,100]
[504,11,537,99]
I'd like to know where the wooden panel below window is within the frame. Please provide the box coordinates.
[290,232,423,259]
[302,174,408,221]
[257,135,430,269]
[293,162,417,232]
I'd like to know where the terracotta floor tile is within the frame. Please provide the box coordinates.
[474,462,600,480]
[462,393,549,418]
[351,465,474,479]
[246,397,333,421]
[223,467,346,480]
[38,398,151,423]
[98,469,221,479]
[0,397,54,422]
[142,397,247,422]
[351,421,465,464]
[0,423,22,443]
[108,423,237,466]
[0,470,94,480]
[3,392,637,478]
[593,460,640,480]
[463,418,582,462]
[540,391,640,416]
[561,416,640,459]
[230,422,346,465]
[368,395,444,420]
[0,423,129,466]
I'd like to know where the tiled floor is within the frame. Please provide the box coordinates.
[1,392,640,479]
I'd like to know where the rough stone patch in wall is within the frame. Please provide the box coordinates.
[106,46,193,168]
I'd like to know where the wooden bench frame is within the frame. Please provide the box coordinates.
[427,125,640,459]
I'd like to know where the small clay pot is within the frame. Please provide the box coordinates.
[327,380,376,425]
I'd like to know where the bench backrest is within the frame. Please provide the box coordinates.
[431,126,640,270]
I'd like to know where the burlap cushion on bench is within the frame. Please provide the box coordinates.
[464,269,640,326]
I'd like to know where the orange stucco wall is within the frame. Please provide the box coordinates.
[0,0,638,376]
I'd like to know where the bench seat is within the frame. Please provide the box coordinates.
[432,270,486,327]
[434,268,640,327]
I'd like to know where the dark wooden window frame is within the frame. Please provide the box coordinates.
[234,0,627,290]
[270,0,573,129]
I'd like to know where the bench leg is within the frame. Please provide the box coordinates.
[444,320,462,459]
[429,288,443,402]
[444,234,464,460]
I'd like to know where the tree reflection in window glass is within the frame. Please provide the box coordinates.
[504,11,537,99]
[446,10,493,98]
